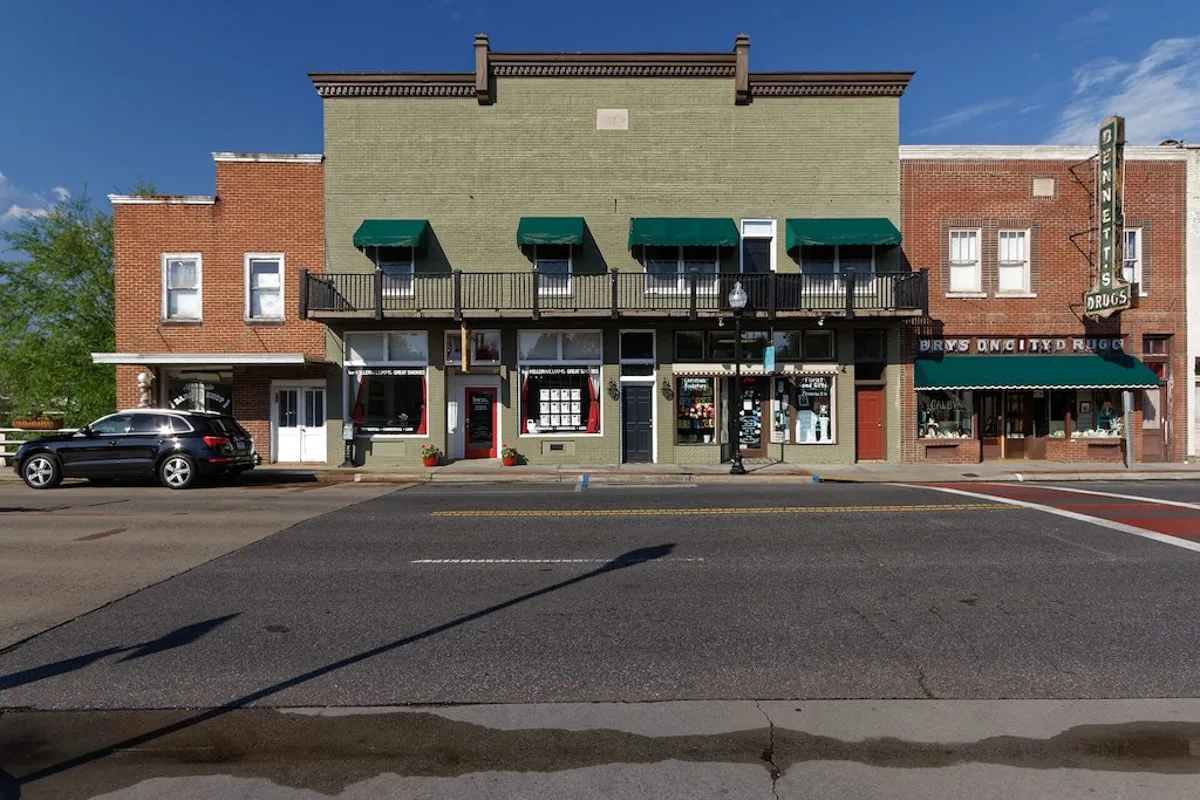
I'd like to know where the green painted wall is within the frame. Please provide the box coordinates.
[323,77,901,275]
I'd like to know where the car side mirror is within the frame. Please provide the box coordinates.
[75,426,93,437]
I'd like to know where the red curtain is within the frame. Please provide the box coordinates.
[417,375,427,435]
[350,375,366,425]
[586,372,600,433]
[520,375,530,434]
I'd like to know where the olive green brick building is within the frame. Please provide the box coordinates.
[303,34,926,467]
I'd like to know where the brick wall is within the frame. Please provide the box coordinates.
[900,153,1188,463]
[112,159,326,359]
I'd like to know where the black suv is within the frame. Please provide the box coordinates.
[14,409,257,490]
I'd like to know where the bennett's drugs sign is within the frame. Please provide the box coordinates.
[1084,115,1131,318]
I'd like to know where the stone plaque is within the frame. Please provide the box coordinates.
[596,109,629,131]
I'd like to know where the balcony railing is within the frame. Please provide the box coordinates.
[299,269,929,321]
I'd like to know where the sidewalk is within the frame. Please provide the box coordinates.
[278,459,1200,486]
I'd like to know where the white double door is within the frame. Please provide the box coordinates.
[274,383,327,463]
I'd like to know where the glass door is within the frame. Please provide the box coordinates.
[464,387,497,459]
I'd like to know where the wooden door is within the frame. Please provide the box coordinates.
[464,387,497,459]
[855,386,884,461]
[621,384,654,463]
[978,392,1003,460]
[1143,364,1167,462]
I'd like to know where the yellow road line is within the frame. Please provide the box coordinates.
[432,504,1013,518]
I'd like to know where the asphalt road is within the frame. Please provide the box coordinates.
[2,481,1199,708]
[3,479,1200,799]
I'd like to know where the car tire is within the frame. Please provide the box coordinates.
[159,454,197,490]
[21,454,62,490]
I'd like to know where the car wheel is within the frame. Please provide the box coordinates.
[21,454,62,490]
[159,454,197,490]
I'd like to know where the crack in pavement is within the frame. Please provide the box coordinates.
[755,701,781,799]
[839,592,938,700]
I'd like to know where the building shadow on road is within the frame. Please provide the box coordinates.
[0,615,239,692]
[1,544,676,796]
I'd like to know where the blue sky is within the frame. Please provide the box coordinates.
[1,0,1198,222]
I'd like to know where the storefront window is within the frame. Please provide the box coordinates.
[1073,390,1123,437]
[445,330,501,366]
[518,330,603,435]
[521,368,600,434]
[675,331,705,361]
[166,375,234,414]
[1049,390,1074,437]
[772,330,837,361]
[917,390,972,438]
[709,330,768,362]
[794,375,835,444]
[676,377,715,444]
[346,331,429,436]
[358,371,426,434]
[772,378,792,443]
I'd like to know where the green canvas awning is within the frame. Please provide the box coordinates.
[785,218,902,249]
[516,217,585,246]
[914,355,1161,391]
[353,219,429,250]
[627,217,740,248]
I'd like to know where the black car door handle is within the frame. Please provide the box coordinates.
[109,440,119,445]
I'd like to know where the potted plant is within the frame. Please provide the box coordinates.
[500,444,519,467]
[10,408,63,431]
[419,443,441,467]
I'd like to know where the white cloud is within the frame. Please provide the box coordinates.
[1050,36,1200,144]
[0,169,61,226]
[52,186,70,201]
[1059,5,1115,41]
[1019,104,1044,115]
[916,99,1014,135]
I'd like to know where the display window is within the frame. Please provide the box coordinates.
[345,331,429,436]
[918,390,973,438]
[676,377,716,444]
[793,375,835,444]
[517,330,603,436]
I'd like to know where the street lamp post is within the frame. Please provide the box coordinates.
[728,281,747,475]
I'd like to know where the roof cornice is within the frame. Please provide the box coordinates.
[310,34,914,103]
[750,72,914,98]
[900,144,1189,161]
[310,72,474,98]
[212,152,323,163]
[108,195,216,205]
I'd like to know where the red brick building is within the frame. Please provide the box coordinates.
[900,144,1189,464]
[94,153,331,463]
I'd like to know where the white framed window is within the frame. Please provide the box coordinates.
[643,246,718,294]
[345,331,429,437]
[1122,228,1144,293]
[997,230,1030,294]
[517,329,603,436]
[371,246,413,297]
[947,230,981,294]
[162,253,202,321]
[444,329,502,367]
[740,219,776,274]
[534,244,572,296]
[245,253,284,320]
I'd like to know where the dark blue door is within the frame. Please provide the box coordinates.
[621,384,653,463]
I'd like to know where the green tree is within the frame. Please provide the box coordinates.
[0,193,115,426]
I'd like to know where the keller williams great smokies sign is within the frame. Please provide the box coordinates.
[1084,115,1132,318]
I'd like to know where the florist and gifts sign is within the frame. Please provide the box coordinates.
[918,337,1125,355]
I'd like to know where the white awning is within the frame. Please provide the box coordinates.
[91,353,318,366]
[671,363,840,377]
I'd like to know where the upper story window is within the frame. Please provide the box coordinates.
[344,331,428,365]
[1122,228,1143,292]
[643,246,718,294]
[997,230,1030,294]
[245,254,283,320]
[162,254,202,320]
[372,246,413,297]
[740,219,775,274]
[799,245,876,276]
[534,244,572,295]
[947,230,981,294]
[445,329,502,366]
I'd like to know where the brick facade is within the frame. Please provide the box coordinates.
[108,155,328,462]
[900,147,1189,463]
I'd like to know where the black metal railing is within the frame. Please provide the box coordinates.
[299,268,929,320]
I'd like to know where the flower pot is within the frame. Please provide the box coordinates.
[11,418,60,431]
[501,456,518,467]
[422,456,439,467]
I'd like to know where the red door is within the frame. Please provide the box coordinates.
[464,387,497,459]
[855,386,884,461]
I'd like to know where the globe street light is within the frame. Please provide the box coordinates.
[728,281,748,475]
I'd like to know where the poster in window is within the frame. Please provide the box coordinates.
[794,376,833,444]
[772,379,791,443]
[522,367,600,433]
